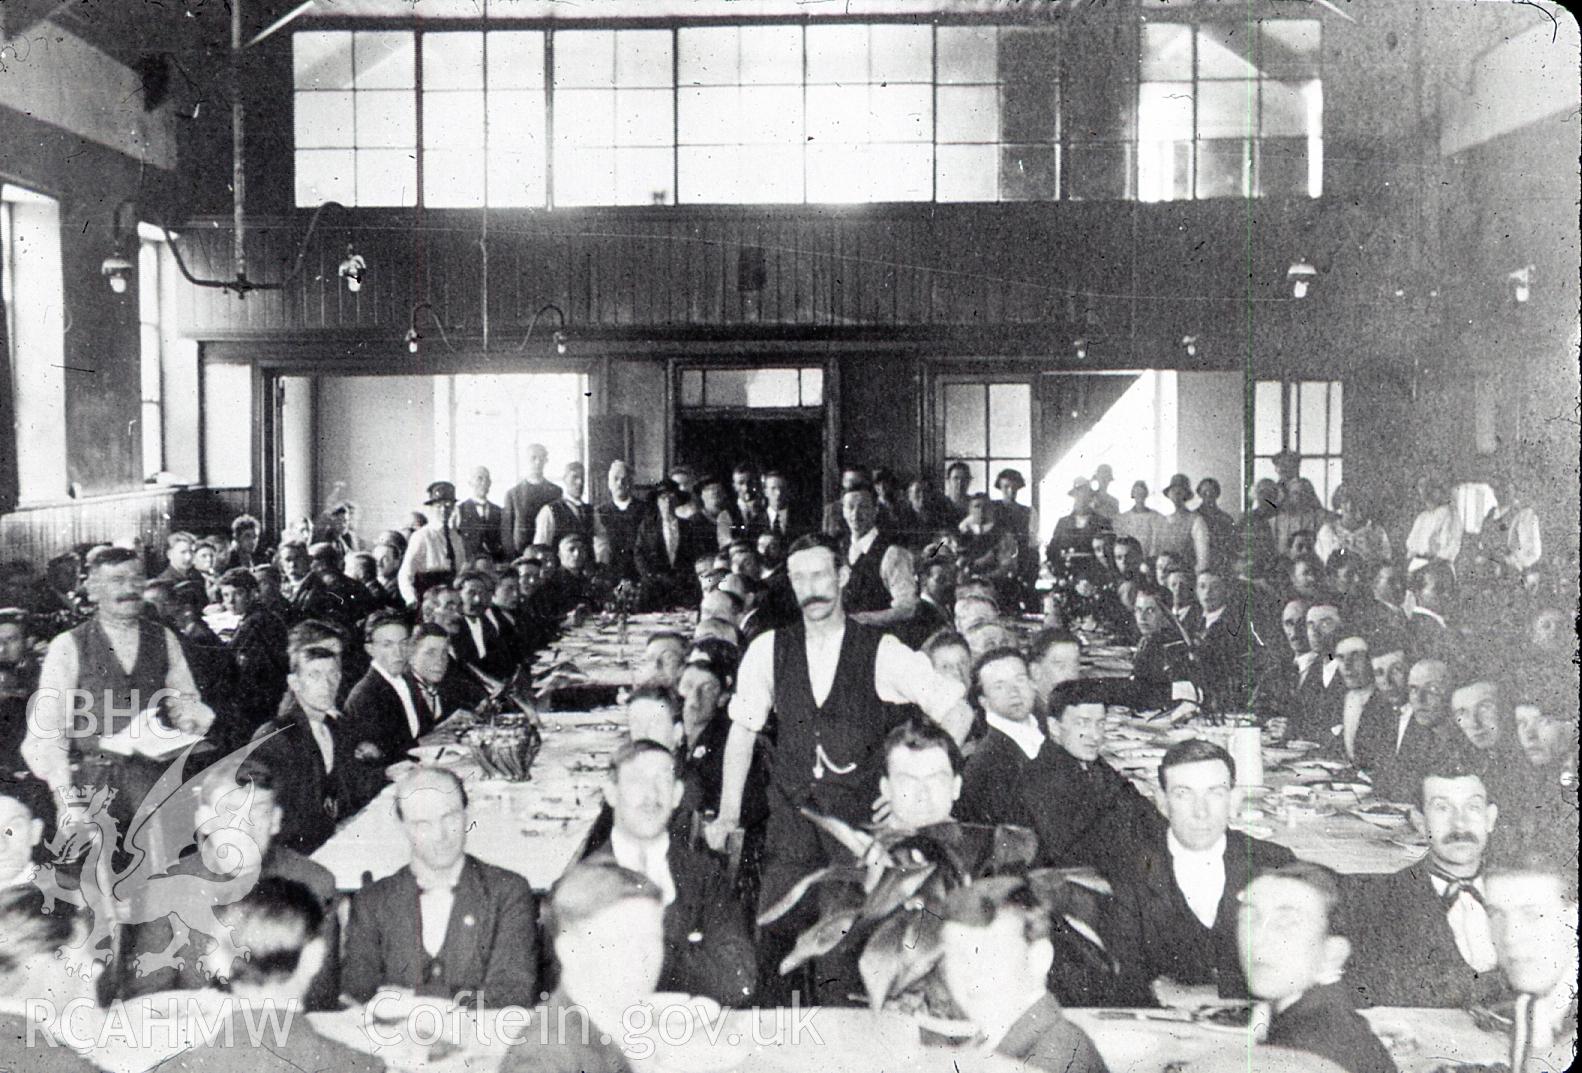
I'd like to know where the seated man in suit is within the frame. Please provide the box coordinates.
[1318,636,1397,772]
[342,766,537,1009]
[452,569,520,683]
[120,757,341,1010]
[584,739,756,1006]
[896,553,956,649]
[251,645,351,854]
[1016,699,1167,874]
[961,647,1045,825]
[1128,584,1200,711]
[1238,862,1399,1073]
[1370,658,1458,801]
[497,862,668,1073]
[940,877,1110,1073]
[1346,746,1506,1009]
[408,622,486,725]
[1485,849,1579,1071]
[341,611,431,811]
[1106,739,1294,1007]
[152,878,383,1073]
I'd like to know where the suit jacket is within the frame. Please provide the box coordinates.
[250,704,351,855]
[497,992,632,1073]
[960,724,1042,826]
[896,594,953,649]
[1345,859,1506,1009]
[146,1005,384,1073]
[635,515,711,607]
[1266,982,1400,1073]
[457,498,504,560]
[584,838,758,1006]
[341,667,433,809]
[1316,688,1398,772]
[342,855,538,1008]
[501,479,562,557]
[119,845,341,1010]
[451,613,520,682]
[594,499,645,580]
[1015,743,1168,876]
[1105,832,1294,1004]
[993,993,1110,1073]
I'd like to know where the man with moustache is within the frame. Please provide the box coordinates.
[501,443,562,557]
[704,534,972,941]
[1371,658,1458,800]
[594,460,644,582]
[1346,749,1508,1009]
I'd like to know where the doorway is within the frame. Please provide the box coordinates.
[675,414,824,488]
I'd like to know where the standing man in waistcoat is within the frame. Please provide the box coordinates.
[839,482,915,617]
[533,461,593,550]
[706,534,972,988]
[23,546,209,816]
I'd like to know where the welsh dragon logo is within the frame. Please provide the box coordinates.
[31,733,283,981]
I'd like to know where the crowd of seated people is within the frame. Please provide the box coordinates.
[0,443,1573,1073]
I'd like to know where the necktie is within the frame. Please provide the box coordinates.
[1429,863,1486,910]
[443,529,456,574]
[773,512,784,537]
[420,684,442,724]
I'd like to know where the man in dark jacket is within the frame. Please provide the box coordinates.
[250,645,352,855]
[1106,739,1293,1006]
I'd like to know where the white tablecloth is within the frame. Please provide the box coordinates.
[311,705,627,891]
[531,610,697,689]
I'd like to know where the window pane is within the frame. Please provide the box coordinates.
[679,87,734,145]
[486,148,546,207]
[678,147,735,202]
[679,27,737,85]
[1327,382,1342,451]
[1298,381,1328,456]
[1197,80,1254,140]
[944,383,986,458]
[1141,24,1192,80]
[1065,22,1136,142]
[681,370,704,407]
[1326,459,1343,505]
[554,88,615,147]
[1001,145,1059,201]
[488,32,545,90]
[800,367,824,406]
[732,145,803,202]
[1196,138,1248,198]
[1197,23,1256,80]
[806,85,869,143]
[1257,136,1311,198]
[1260,20,1321,79]
[356,148,417,205]
[936,144,998,201]
[805,25,867,83]
[704,369,801,407]
[356,90,416,147]
[936,26,997,84]
[1298,457,1326,499]
[1261,79,1313,137]
[355,31,414,89]
[617,30,672,87]
[614,88,672,147]
[554,146,615,206]
[988,383,1031,455]
[423,33,484,90]
[614,147,672,205]
[1000,29,1059,93]
[424,149,486,207]
[487,90,547,150]
[294,91,355,148]
[870,24,931,82]
[738,86,802,143]
[937,85,998,143]
[554,31,615,88]
[296,149,356,205]
[1066,143,1130,200]
[869,83,931,143]
[1251,456,1278,488]
[1001,79,1058,144]
[1253,381,1282,455]
[424,90,485,149]
[294,31,355,91]
[1138,81,1194,140]
[739,25,802,84]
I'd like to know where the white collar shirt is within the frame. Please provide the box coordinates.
[374,664,422,740]
[1427,872,1498,972]
[305,715,335,773]
[465,615,488,659]
[1341,687,1373,759]
[848,527,879,566]
[986,712,1045,761]
[610,828,676,907]
[1168,831,1228,929]
[416,858,467,959]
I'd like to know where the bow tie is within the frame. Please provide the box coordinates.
[1429,864,1485,910]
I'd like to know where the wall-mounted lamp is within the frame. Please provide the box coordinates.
[1073,338,1088,361]
[517,303,569,355]
[1286,259,1318,299]
[101,252,134,294]
[405,301,453,355]
[338,244,368,293]
[1508,265,1534,304]
[1180,335,1199,359]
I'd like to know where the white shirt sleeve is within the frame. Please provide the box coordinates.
[533,504,557,550]
[726,630,777,734]
[874,634,967,725]
[22,632,79,789]
[397,532,423,606]
[163,629,200,698]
